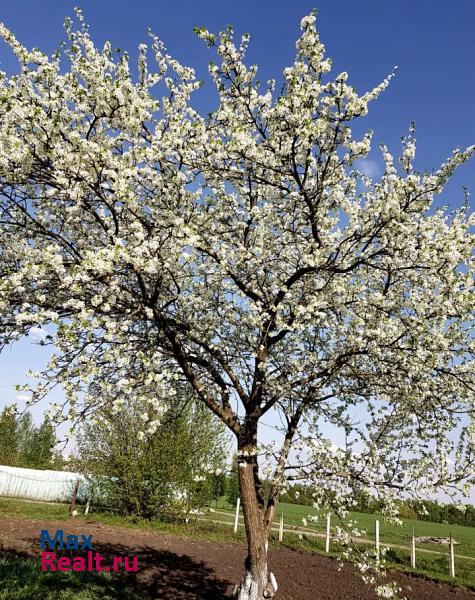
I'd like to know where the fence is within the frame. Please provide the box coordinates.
[230,500,461,578]
[0,465,88,503]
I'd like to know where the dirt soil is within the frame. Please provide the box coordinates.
[0,516,473,600]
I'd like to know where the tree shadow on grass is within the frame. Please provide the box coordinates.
[0,549,142,600]
[1,539,234,600]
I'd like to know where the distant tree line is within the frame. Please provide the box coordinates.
[405,499,475,527]
[0,405,63,470]
[348,489,475,527]
[278,483,315,506]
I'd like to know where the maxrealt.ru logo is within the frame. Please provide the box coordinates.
[40,530,138,573]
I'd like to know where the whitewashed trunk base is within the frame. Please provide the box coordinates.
[233,570,278,600]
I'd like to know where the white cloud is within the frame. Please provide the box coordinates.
[16,394,31,402]
[358,159,380,178]
[29,326,47,341]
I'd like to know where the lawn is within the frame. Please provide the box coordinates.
[0,556,150,600]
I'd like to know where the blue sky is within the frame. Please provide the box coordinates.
[0,1,474,435]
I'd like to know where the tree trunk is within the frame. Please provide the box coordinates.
[233,451,278,600]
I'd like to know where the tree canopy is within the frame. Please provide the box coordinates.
[74,396,229,519]
[0,9,473,599]
[0,406,60,469]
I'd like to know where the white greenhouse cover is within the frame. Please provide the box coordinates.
[0,465,88,503]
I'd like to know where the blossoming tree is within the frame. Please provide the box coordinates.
[0,10,474,599]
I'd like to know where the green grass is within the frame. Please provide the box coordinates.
[0,498,72,521]
[0,557,149,600]
[384,546,475,590]
[0,497,245,545]
[278,503,475,557]
[209,499,475,558]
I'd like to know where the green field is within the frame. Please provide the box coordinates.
[208,498,475,558]
[279,502,475,558]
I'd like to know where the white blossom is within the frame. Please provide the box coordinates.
[0,11,473,599]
